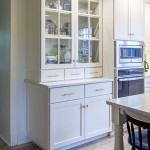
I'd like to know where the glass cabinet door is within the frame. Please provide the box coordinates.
[42,0,74,69]
[76,0,102,67]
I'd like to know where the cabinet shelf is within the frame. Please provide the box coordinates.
[45,35,72,39]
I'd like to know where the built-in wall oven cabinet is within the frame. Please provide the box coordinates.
[115,41,144,68]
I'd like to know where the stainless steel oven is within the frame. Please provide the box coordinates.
[115,41,144,68]
[114,68,144,98]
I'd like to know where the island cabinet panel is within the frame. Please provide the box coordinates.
[27,80,113,150]
[114,0,144,41]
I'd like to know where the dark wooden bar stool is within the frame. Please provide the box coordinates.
[123,111,150,150]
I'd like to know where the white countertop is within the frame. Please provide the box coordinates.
[39,78,113,88]
[107,93,150,117]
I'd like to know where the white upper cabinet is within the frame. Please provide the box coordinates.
[130,0,144,41]
[145,3,150,51]
[114,0,144,41]
[114,0,129,40]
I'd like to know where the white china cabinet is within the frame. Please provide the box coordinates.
[27,0,102,83]
[114,0,144,41]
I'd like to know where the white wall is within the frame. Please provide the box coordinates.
[10,0,29,145]
[0,0,28,146]
[0,0,11,144]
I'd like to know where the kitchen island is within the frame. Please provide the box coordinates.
[107,93,150,150]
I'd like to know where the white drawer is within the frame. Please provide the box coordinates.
[65,69,84,80]
[85,82,112,97]
[145,77,150,88]
[41,70,64,82]
[50,85,84,103]
[85,68,102,79]
[145,87,150,93]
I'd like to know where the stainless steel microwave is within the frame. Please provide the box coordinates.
[115,41,144,68]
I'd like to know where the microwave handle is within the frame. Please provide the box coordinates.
[118,76,144,82]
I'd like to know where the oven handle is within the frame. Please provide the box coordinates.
[118,76,144,82]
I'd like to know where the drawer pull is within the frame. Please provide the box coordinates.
[63,93,74,96]
[147,82,150,84]
[70,73,80,76]
[91,72,99,74]
[95,88,104,91]
[49,75,59,78]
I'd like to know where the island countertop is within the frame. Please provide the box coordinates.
[107,93,150,117]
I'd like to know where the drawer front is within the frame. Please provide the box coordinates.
[65,69,84,80]
[85,82,112,97]
[145,77,150,88]
[41,70,64,82]
[85,68,102,79]
[50,85,84,103]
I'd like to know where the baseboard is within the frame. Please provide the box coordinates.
[17,131,32,145]
[10,131,32,146]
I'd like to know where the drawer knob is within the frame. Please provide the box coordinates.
[95,89,104,91]
[63,93,74,96]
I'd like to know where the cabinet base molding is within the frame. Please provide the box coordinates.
[52,133,111,150]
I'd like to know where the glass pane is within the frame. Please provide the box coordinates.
[78,16,88,38]
[90,41,99,63]
[60,13,71,36]
[45,39,58,64]
[60,39,72,64]
[90,18,99,39]
[45,0,58,9]
[90,1,99,15]
[78,0,88,14]
[78,40,89,63]
[45,11,58,35]
[60,0,71,11]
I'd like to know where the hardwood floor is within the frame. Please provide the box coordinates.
[0,134,131,150]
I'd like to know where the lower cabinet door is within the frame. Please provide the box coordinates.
[85,94,112,139]
[50,99,85,150]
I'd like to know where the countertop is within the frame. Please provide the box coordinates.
[107,93,150,117]
[38,78,113,88]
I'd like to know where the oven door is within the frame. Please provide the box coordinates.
[117,76,144,98]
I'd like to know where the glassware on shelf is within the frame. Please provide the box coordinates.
[90,1,99,15]
[45,0,58,9]
[90,40,99,63]
[60,39,72,64]
[78,40,89,63]
[78,16,88,37]
[45,39,58,64]
[60,13,71,36]
[45,12,58,35]
[78,0,88,14]
[60,0,71,11]
[90,18,99,38]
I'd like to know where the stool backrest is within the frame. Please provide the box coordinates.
[123,111,150,150]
